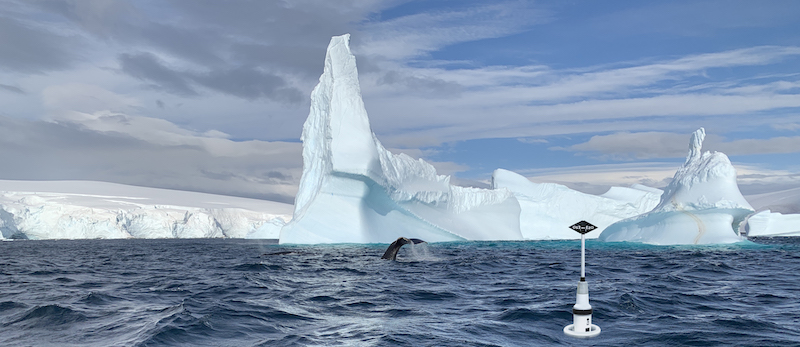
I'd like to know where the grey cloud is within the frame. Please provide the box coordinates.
[378,71,463,98]
[119,51,304,102]
[558,131,689,160]
[0,16,77,73]
[191,67,304,103]
[35,0,224,66]
[138,22,225,67]
[35,0,382,80]
[0,84,25,94]
[232,43,328,78]
[563,131,800,161]
[167,0,368,41]
[119,52,197,96]
[11,0,408,106]
[0,115,302,203]
[712,137,800,156]
[265,171,289,181]
[34,0,137,38]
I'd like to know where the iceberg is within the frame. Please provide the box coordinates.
[599,128,754,245]
[492,169,661,239]
[279,34,522,244]
[742,188,800,237]
[744,210,800,237]
[0,180,292,240]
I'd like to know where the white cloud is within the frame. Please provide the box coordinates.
[359,2,550,60]
[517,138,549,144]
[771,122,800,131]
[561,131,800,160]
[2,1,800,201]
[518,162,680,193]
[0,86,303,201]
[43,83,142,115]
[512,161,800,196]
[358,44,800,147]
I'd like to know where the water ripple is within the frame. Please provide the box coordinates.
[0,238,799,346]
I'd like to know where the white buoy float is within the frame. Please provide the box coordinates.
[564,220,601,338]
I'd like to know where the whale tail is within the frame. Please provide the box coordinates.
[381,237,426,260]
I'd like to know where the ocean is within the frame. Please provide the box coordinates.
[1,237,799,346]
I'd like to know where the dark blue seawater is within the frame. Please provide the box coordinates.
[1,238,800,346]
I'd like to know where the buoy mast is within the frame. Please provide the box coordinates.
[564,221,601,338]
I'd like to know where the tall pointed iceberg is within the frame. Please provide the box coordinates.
[599,128,753,245]
[279,34,522,244]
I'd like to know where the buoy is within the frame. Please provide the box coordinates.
[564,221,601,338]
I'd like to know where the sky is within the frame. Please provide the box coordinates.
[1,0,800,203]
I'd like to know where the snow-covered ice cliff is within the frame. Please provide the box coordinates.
[0,180,292,240]
[742,188,800,237]
[279,34,522,244]
[599,128,754,245]
[745,210,800,237]
[492,169,661,239]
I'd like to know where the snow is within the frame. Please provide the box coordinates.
[279,34,522,244]
[0,180,292,240]
[492,169,661,239]
[744,210,800,237]
[599,128,754,245]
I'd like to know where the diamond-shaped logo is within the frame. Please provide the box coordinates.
[569,221,597,234]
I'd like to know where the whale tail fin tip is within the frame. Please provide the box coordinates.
[381,237,426,260]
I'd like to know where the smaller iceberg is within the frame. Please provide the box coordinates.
[492,169,661,239]
[599,128,753,245]
[745,210,800,237]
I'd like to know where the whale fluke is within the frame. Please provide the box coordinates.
[381,237,426,260]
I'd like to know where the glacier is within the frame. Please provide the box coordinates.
[492,168,661,240]
[279,34,522,244]
[0,180,292,240]
[599,128,754,245]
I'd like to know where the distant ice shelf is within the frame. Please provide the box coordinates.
[0,180,292,240]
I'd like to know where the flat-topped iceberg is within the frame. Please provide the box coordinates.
[279,34,522,244]
[0,180,292,240]
[741,188,800,237]
[599,128,754,245]
[492,169,661,239]
[745,210,800,237]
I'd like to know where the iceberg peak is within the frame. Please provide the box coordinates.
[280,35,522,244]
[658,127,750,212]
[687,127,705,163]
[599,128,753,245]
